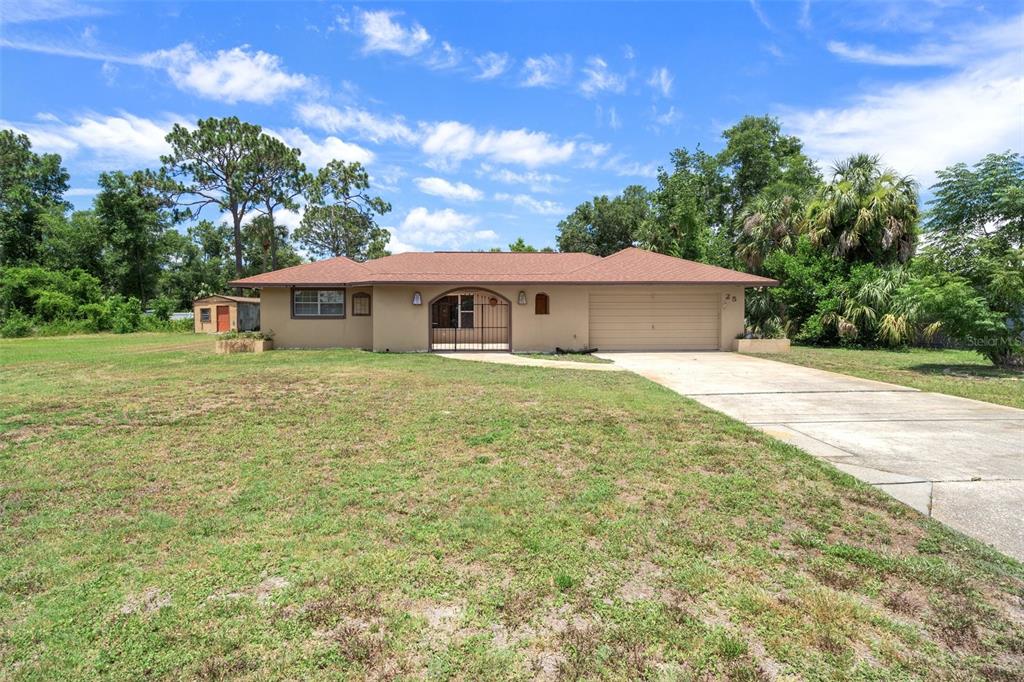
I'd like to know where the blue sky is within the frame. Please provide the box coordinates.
[2,1,1021,252]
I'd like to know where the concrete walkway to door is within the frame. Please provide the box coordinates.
[597,352,1024,561]
[439,352,624,371]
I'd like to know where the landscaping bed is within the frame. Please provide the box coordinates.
[214,332,274,354]
[1,333,1021,680]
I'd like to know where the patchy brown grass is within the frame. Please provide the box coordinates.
[0,333,1021,680]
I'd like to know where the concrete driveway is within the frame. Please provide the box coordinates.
[598,352,1024,561]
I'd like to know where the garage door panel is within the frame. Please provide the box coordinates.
[589,290,720,350]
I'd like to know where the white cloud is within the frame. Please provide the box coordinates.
[385,227,417,254]
[651,105,680,127]
[372,165,406,192]
[479,166,567,194]
[357,10,431,56]
[576,141,612,169]
[798,0,812,30]
[602,156,659,178]
[294,102,417,144]
[425,41,461,70]
[420,121,575,169]
[145,43,311,104]
[780,52,1023,189]
[579,56,627,97]
[749,0,773,31]
[827,41,955,67]
[0,39,311,104]
[474,51,511,80]
[1,0,106,23]
[414,177,483,201]
[391,207,495,249]
[647,67,673,98]
[608,107,621,130]
[826,16,1022,67]
[0,37,143,64]
[520,54,572,88]
[494,193,565,216]
[1,111,184,167]
[269,128,374,168]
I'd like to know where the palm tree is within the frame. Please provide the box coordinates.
[736,194,802,272]
[805,154,919,264]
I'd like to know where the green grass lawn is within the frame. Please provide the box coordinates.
[754,346,1024,409]
[1,334,1022,680]
[515,353,614,364]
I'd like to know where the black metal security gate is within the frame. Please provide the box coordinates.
[430,290,510,351]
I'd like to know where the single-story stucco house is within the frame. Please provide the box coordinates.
[228,247,777,352]
[193,295,261,334]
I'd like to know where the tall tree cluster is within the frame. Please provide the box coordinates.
[555,116,823,264]
[554,116,1021,367]
[0,117,393,325]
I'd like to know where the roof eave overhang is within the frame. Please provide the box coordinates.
[230,279,779,288]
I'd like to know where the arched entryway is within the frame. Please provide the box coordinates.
[429,288,510,351]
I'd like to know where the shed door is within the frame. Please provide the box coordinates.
[216,305,230,332]
[589,290,720,351]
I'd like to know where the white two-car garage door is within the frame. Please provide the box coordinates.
[589,289,721,351]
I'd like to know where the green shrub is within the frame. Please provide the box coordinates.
[220,330,272,341]
[106,296,143,334]
[0,310,34,338]
[78,303,109,332]
[33,290,77,321]
[34,319,93,336]
[149,296,176,322]
[0,266,104,315]
[139,315,192,333]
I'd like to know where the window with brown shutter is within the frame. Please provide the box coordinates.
[535,293,550,315]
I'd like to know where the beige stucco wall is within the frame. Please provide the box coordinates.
[194,299,237,334]
[259,287,373,349]
[260,283,747,351]
[371,285,591,353]
[720,286,745,350]
[371,284,746,352]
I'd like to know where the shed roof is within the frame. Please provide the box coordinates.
[228,247,777,287]
[193,295,261,304]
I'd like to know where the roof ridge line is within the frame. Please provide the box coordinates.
[563,246,629,274]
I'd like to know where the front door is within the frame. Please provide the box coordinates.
[430,290,509,350]
[216,305,230,332]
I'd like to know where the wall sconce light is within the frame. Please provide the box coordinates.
[517,291,527,305]
[412,292,422,305]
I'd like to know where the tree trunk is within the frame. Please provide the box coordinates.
[268,209,278,271]
[232,207,244,294]
[137,249,146,305]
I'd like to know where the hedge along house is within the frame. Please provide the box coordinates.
[227,248,776,352]
[193,295,261,334]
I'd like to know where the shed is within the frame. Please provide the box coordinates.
[193,295,261,333]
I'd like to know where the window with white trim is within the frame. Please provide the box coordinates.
[293,288,345,317]
[459,294,474,328]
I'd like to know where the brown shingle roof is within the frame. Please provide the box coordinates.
[228,248,777,287]
[193,294,262,304]
[565,248,777,285]
[229,255,371,287]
